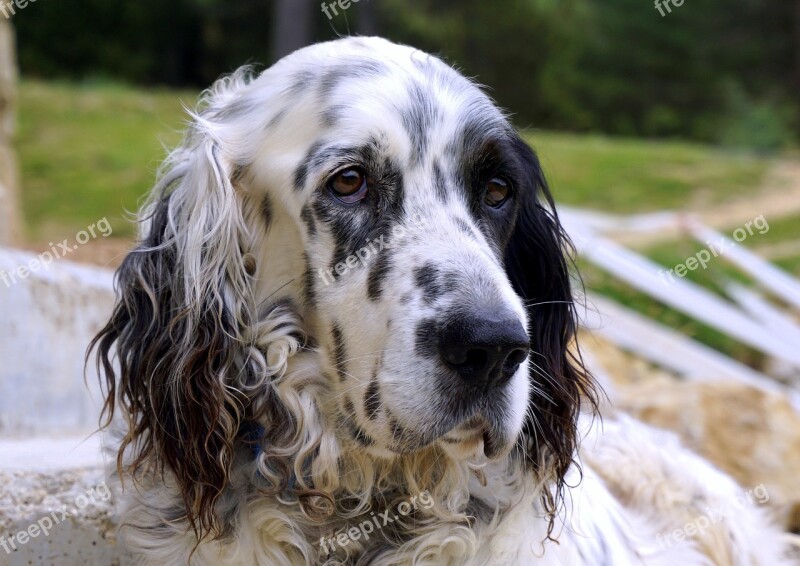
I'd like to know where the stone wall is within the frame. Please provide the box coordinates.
[0,18,20,245]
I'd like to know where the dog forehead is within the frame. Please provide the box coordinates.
[273,37,500,130]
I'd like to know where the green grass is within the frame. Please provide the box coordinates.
[525,131,772,212]
[775,256,800,274]
[744,212,800,246]
[17,80,198,240]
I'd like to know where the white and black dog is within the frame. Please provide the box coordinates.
[92,37,789,564]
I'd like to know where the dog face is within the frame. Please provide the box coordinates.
[245,39,534,460]
[95,37,591,538]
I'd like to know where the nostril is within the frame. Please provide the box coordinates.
[464,349,488,371]
[506,348,529,367]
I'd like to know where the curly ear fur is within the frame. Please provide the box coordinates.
[90,71,259,540]
[504,135,599,531]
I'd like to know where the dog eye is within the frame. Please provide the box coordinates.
[329,168,368,203]
[485,178,510,208]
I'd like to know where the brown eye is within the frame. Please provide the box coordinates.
[485,178,510,208]
[329,168,368,203]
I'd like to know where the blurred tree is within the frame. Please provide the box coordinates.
[10,0,800,145]
[795,0,800,90]
[376,0,553,124]
[272,0,313,60]
[358,1,379,36]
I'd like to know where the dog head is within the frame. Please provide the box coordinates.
[93,37,594,538]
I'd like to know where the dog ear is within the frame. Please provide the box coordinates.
[503,135,598,523]
[90,86,255,541]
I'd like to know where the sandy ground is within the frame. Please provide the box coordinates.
[613,159,800,247]
[20,238,134,270]
[700,161,800,227]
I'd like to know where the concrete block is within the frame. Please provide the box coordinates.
[0,248,115,437]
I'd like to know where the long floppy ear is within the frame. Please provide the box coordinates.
[504,135,598,525]
[90,74,256,540]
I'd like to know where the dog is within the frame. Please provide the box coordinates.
[91,37,790,564]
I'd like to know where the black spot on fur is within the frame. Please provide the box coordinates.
[308,139,405,281]
[414,318,438,359]
[288,70,315,97]
[432,160,448,202]
[294,141,327,192]
[401,81,440,166]
[414,263,443,304]
[367,251,393,301]
[455,218,476,239]
[321,104,349,128]
[351,423,375,447]
[364,379,381,421]
[441,270,460,292]
[218,497,241,540]
[340,415,375,447]
[301,205,317,237]
[266,108,288,130]
[331,323,348,382]
[261,194,273,231]
[318,60,389,99]
[302,253,316,307]
[343,397,355,417]
[388,417,407,442]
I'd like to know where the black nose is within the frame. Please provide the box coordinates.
[438,313,529,390]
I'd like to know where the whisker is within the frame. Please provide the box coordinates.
[521,300,576,308]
